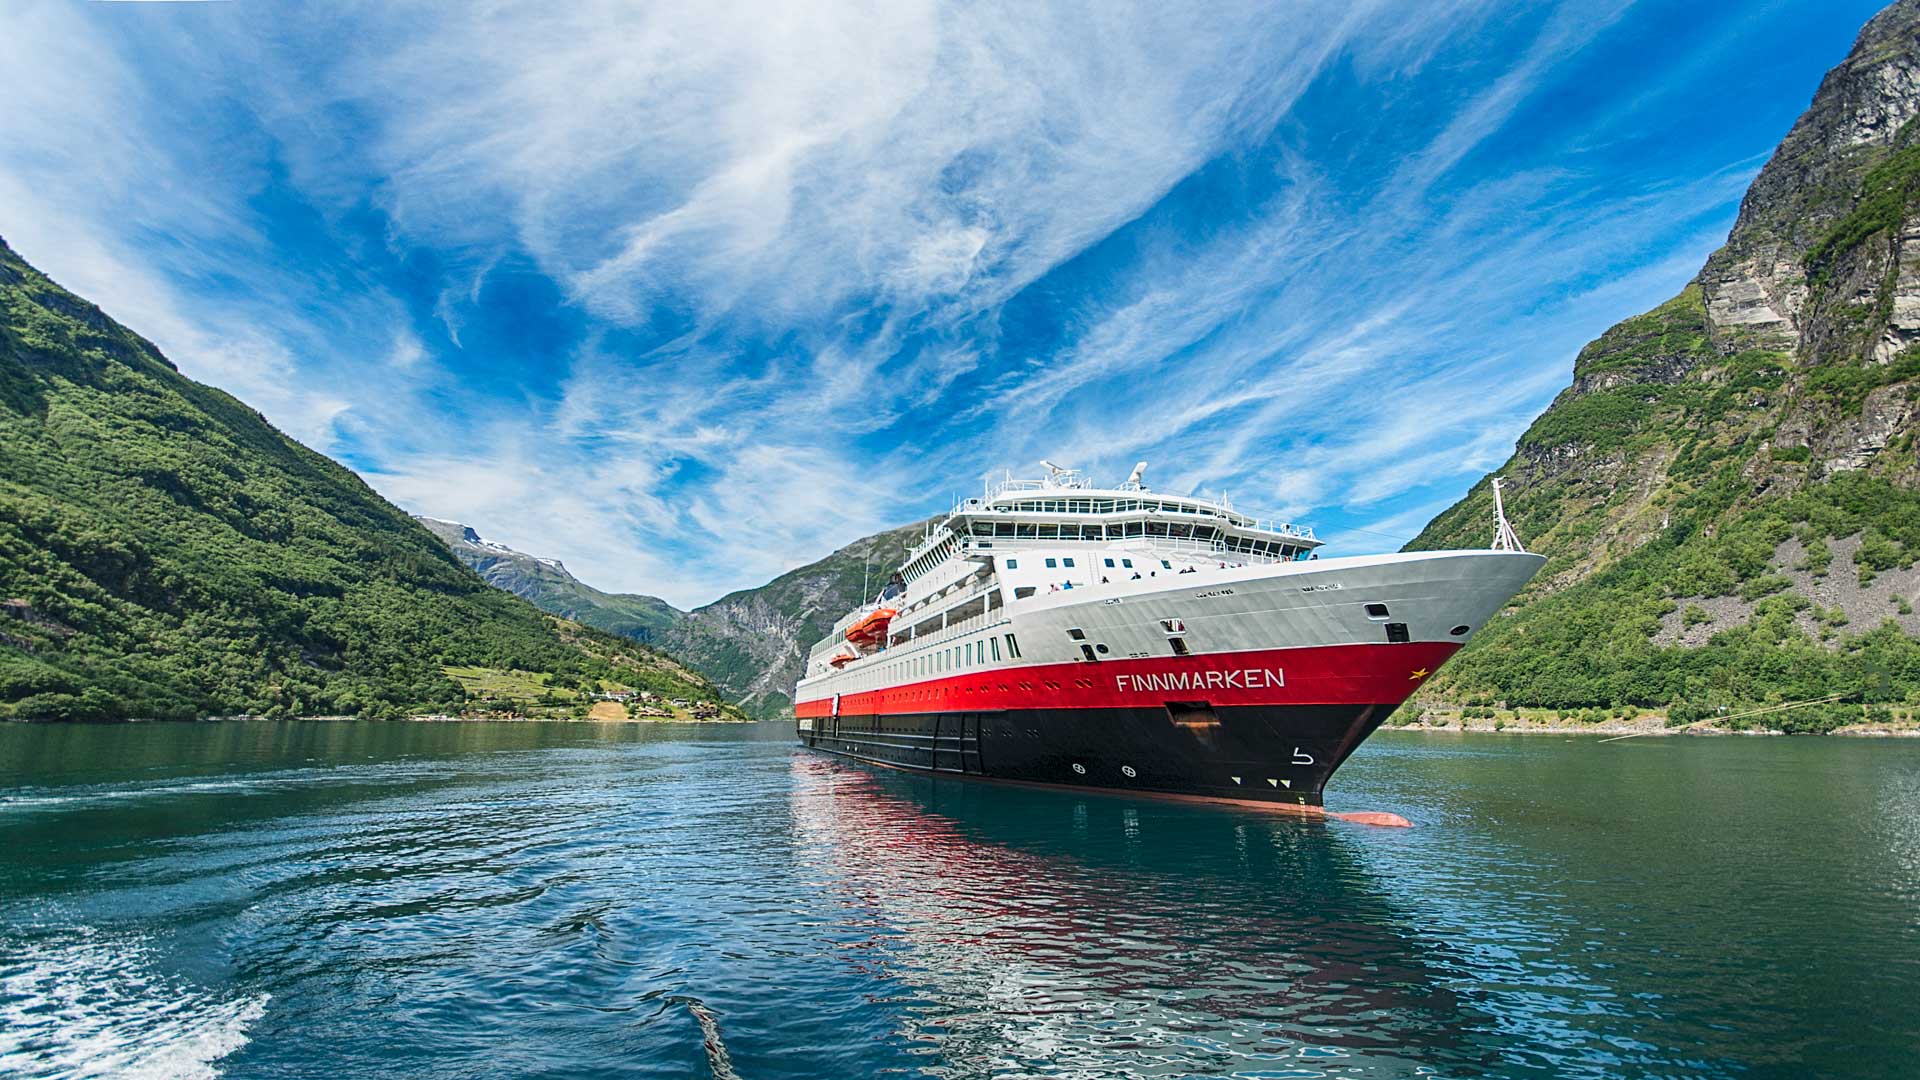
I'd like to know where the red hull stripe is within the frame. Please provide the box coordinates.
[794,641,1460,718]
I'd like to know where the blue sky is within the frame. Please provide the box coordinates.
[0,0,1886,608]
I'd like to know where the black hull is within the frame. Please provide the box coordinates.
[797,704,1397,808]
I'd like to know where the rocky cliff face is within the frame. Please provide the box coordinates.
[1701,3,1920,353]
[663,520,929,718]
[1408,0,1920,727]
[415,516,683,645]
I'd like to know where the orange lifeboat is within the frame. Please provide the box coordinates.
[844,607,898,647]
[827,652,859,669]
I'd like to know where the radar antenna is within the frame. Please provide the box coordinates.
[1490,477,1526,552]
[1124,461,1147,490]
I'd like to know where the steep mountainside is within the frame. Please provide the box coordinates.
[1409,0,1920,730]
[664,521,930,717]
[415,516,682,644]
[0,237,730,720]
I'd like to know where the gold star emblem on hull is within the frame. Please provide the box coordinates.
[1409,668,1430,680]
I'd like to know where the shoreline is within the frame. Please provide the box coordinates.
[7,713,1917,736]
[1390,710,1920,738]
[2,713,761,726]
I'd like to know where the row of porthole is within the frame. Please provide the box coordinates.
[1071,763,1137,778]
[842,668,1101,712]
[868,679,1049,705]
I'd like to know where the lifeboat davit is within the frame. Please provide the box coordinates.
[844,607,897,647]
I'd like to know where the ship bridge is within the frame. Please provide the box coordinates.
[899,462,1320,584]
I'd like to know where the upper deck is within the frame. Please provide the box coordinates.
[900,463,1319,583]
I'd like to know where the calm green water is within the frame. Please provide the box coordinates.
[1,722,1916,1079]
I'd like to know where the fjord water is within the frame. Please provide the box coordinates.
[1,723,1915,1080]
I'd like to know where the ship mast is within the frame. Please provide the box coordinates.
[1490,477,1526,553]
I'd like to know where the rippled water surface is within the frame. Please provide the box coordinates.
[2,722,1917,1079]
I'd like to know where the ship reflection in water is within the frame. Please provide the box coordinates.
[788,753,1494,1077]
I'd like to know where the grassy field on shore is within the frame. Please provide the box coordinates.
[440,665,748,722]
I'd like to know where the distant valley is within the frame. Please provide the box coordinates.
[418,515,928,719]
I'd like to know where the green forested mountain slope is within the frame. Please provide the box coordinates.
[664,521,929,717]
[415,516,683,645]
[1409,1,1920,729]
[0,236,729,720]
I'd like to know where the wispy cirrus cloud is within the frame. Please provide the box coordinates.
[0,0,1886,607]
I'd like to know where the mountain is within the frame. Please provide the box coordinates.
[663,521,931,718]
[410,505,932,718]
[1408,0,1920,731]
[0,236,732,721]
[414,516,682,644]
[413,506,932,719]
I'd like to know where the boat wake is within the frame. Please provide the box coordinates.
[0,927,268,1080]
[670,996,742,1080]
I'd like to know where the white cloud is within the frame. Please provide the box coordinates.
[0,0,1790,609]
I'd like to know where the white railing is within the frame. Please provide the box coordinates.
[1128,536,1290,562]
[955,495,1316,541]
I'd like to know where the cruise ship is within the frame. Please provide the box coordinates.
[795,462,1543,814]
